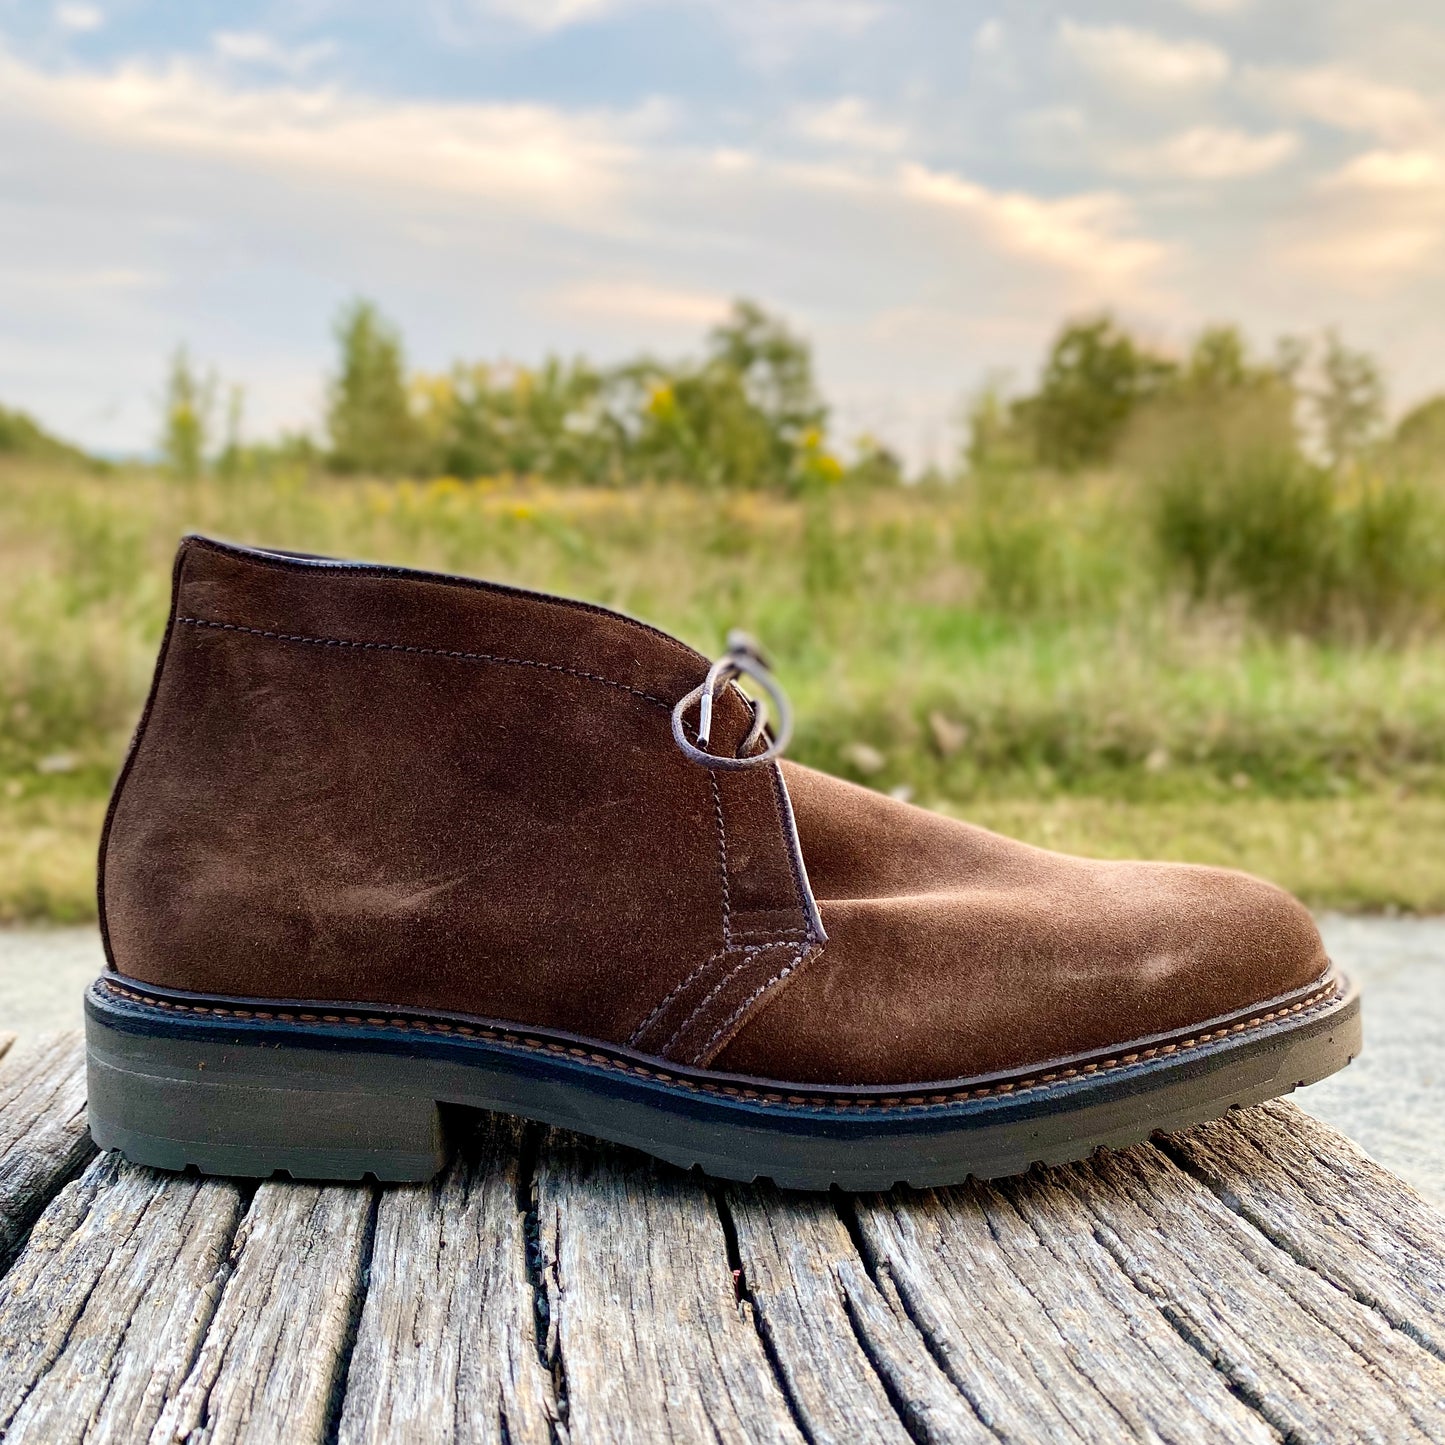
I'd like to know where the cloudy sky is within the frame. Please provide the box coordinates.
[2,0,1444,462]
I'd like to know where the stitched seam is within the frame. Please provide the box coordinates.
[177,617,671,709]
[710,770,732,947]
[97,979,1342,1113]
[189,536,705,665]
[630,930,820,1046]
[696,943,816,1063]
[627,943,778,1046]
[629,949,725,1044]
[658,942,794,1057]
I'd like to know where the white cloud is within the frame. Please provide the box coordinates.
[720,0,883,70]
[212,32,335,75]
[1282,144,1445,289]
[550,281,731,326]
[1254,66,1438,145]
[55,4,104,32]
[974,19,1005,55]
[1113,125,1298,180]
[1325,148,1445,192]
[1172,0,1251,14]
[793,98,907,154]
[1058,20,1230,92]
[0,39,1168,311]
[1286,220,1444,286]
[0,265,159,293]
[0,47,648,222]
[898,163,1167,289]
[1252,64,1445,289]
[460,0,636,33]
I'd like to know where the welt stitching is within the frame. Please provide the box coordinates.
[658,941,793,1057]
[98,979,1342,1113]
[698,943,815,1063]
[177,617,671,710]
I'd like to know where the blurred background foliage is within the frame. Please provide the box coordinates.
[3,298,1445,920]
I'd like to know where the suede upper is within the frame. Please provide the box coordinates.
[714,763,1329,1084]
[101,536,1332,1089]
[101,537,822,1068]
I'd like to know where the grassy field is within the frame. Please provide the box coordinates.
[3,458,1444,919]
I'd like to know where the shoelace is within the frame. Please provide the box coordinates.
[670,630,793,770]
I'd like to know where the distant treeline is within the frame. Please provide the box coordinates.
[163,299,878,492]
[4,298,1445,490]
[967,315,1445,477]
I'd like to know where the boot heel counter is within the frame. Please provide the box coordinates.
[97,538,196,978]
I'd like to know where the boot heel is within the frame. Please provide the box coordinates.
[85,1007,451,1182]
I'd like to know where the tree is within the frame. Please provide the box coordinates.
[161,347,215,480]
[1021,315,1176,471]
[326,300,419,475]
[1182,325,1254,395]
[639,299,828,489]
[1313,330,1385,470]
[413,357,622,483]
[706,300,826,456]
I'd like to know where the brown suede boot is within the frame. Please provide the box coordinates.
[86,535,1359,1187]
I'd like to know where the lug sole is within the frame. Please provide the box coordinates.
[84,974,1360,1191]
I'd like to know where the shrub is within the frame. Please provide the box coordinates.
[0,406,95,468]
[1393,394,1445,474]
[1152,440,1444,637]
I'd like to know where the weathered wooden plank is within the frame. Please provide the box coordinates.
[1165,1101,1445,1359]
[337,1117,557,1445]
[0,1032,94,1270]
[150,1179,374,1445]
[1073,1142,1445,1441]
[724,1183,989,1444]
[0,1152,243,1444]
[856,1168,1277,1445]
[0,1028,1433,1445]
[536,1130,804,1445]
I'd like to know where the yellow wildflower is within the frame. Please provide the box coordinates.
[646,382,678,421]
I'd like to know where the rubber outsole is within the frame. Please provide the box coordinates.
[84,972,1360,1191]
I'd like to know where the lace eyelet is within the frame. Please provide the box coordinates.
[670,632,792,770]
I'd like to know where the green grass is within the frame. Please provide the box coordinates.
[3,458,1444,919]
